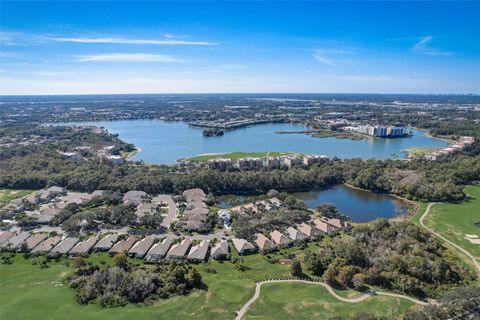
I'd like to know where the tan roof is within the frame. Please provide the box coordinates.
[25,233,47,251]
[230,203,258,214]
[321,217,343,229]
[51,237,79,254]
[232,238,256,254]
[0,231,14,244]
[145,238,173,262]
[166,239,192,259]
[299,223,319,237]
[210,240,229,259]
[270,230,292,246]
[109,236,137,254]
[286,227,308,241]
[128,236,154,258]
[182,188,206,202]
[69,236,98,255]
[31,236,62,253]
[255,233,276,250]
[187,240,210,261]
[94,234,119,250]
[313,219,333,234]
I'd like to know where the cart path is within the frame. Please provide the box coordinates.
[419,202,480,275]
[235,279,427,320]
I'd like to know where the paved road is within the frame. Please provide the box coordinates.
[234,279,427,320]
[153,195,178,228]
[419,202,480,276]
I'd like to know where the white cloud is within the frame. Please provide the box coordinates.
[77,53,186,62]
[313,51,337,66]
[220,64,246,69]
[413,36,452,56]
[50,37,217,46]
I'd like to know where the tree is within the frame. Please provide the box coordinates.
[113,253,129,270]
[304,252,327,276]
[290,260,303,277]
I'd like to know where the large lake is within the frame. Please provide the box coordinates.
[64,120,448,164]
[291,184,408,222]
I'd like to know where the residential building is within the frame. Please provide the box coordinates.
[210,240,229,260]
[313,218,334,234]
[123,191,147,206]
[93,234,119,251]
[299,223,321,238]
[232,238,256,255]
[283,156,302,167]
[128,236,154,259]
[0,232,29,250]
[270,230,293,247]
[31,236,62,253]
[24,233,47,251]
[144,238,172,263]
[255,233,276,252]
[109,236,137,255]
[166,239,192,260]
[187,240,210,262]
[286,227,308,242]
[50,237,79,254]
[69,236,98,256]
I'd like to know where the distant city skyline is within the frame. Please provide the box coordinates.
[1,1,479,95]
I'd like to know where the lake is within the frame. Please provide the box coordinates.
[62,120,448,164]
[291,184,408,222]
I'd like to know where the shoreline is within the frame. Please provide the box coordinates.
[343,183,418,217]
[124,147,142,160]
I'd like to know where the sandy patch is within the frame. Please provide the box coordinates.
[465,234,479,239]
[464,237,480,244]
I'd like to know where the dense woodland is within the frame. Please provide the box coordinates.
[69,255,202,307]
[303,219,474,299]
[1,124,479,202]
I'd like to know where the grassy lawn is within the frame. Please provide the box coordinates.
[243,283,415,320]
[0,189,35,207]
[411,201,428,225]
[402,147,436,157]
[422,185,480,261]
[0,247,417,320]
[0,244,308,320]
[181,151,297,162]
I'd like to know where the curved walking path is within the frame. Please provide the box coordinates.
[235,279,427,320]
[419,203,480,276]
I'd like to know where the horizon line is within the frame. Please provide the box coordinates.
[1,92,480,97]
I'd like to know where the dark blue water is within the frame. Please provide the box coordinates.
[61,120,448,164]
[291,184,408,222]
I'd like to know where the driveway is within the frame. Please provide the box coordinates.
[153,195,178,228]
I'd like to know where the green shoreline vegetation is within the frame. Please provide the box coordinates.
[179,151,298,162]
[402,147,436,156]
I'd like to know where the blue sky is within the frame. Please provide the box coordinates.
[1,1,479,94]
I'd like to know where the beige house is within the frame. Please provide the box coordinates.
[255,233,276,252]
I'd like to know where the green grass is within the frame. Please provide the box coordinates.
[0,189,35,207]
[243,283,415,320]
[180,151,297,162]
[411,201,428,225]
[0,240,421,320]
[0,245,297,320]
[402,147,435,156]
[422,185,480,261]
[0,246,418,320]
